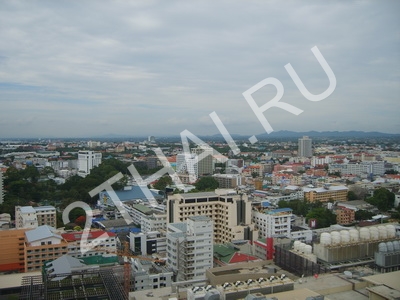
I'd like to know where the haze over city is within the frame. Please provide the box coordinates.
[0,1,399,138]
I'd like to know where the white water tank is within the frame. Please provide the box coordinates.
[304,245,312,254]
[369,227,379,240]
[293,240,301,251]
[320,232,331,245]
[340,230,350,244]
[386,225,396,238]
[298,243,306,253]
[331,231,341,245]
[378,242,388,253]
[359,228,370,241]
[392,240,400,251]
[378,226,388,239]
[386,241,394,252]
[349,229,359,242]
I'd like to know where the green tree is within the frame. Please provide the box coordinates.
[194,177,219,191]
[153,176,173,191]
[355,210,375,221]
[366,188,395,211]
[306,207,336,229]
[347,191,358,201]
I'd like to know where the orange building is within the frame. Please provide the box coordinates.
[0,229,27,273]
[336,208,355,225]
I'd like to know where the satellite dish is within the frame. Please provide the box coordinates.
[344,271,352,278]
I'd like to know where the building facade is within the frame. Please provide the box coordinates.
[176,153,198,183]
[24,225,68,272]
[191,147,214,176]
[0,171,4,204]
[167,191,258,244]
[0,229,27,273]
[15,205,57,229]
[166,216,213,281]
[303,185,348,203]
[78,150,102,177]
[252,208,292,238]
[298,136,312,158]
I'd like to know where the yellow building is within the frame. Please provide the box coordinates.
[303,185,348,203]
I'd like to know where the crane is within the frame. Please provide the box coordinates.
[95,241,165,297]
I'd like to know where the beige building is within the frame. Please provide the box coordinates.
[15,205,57,229]
[303,185,348,203]
[167,191,258,244]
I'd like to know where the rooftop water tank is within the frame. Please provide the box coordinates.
[386,225,396,238]
[359,228,370,241]
[369,227,379,240]
[386,241,394,252]
[298,243,306,253]
[340,230,350,244]
[392,240,400,251]
[304,245,312,254]
[378,242,388,253]
[378,226,388,239]
[293,240,301,251]
[320,232,331,245]
[349,229,359,242]
[331,231,341,245]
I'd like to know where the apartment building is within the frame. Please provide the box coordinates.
[253,208,292,239]
[191,147,214,176]
[0,229,27,273]
[15,205,57,229]
[167,191,258,244]
[61,230,117,258]
[298,136,312,158]
[212,173,242,189]
[77,150,102,177]
[302,185,348,203]
[132,259,173,291]
[24,225,68,272]
[336,208,355,225]
[166,216,213,281]
[129,231,166,255]
[176,153,198,183]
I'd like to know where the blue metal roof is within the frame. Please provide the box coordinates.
[99,186,163,205]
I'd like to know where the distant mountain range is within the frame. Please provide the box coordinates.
[254,130,400,139]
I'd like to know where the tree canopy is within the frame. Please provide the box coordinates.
[194,177,219,191]
[366,188,395,212]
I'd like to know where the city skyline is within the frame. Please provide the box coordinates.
[0,1,399,138]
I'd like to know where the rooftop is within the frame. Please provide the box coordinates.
[25,225,62,243]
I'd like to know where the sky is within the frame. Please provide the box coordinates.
[0,1,399,139]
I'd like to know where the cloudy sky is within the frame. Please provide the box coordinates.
[0,1,399,138]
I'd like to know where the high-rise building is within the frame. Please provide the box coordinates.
[166,215,213,281]
[298,136,312,157]
[78,150,102,177]
[252,208,292,238]
[0,171,4,204]
[191,147,214,176]
[176,153,198,183]
[167,192,258,244]
[0,229,27,273]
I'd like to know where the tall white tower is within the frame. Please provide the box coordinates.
[298,136,312,157]
[78,150,102,177]
[166,216,213,281]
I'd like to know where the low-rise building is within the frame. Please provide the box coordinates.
[303,185,348,203]
[252,208,292,239]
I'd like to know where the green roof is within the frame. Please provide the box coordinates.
[132,204,153,214]
[80,255,118,265]
[214,244,235,264]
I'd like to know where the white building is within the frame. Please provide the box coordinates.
[253,208,292,239]
[77,150,102,177]
[129,231,166,256]
[166,216,213,281]
[176,153,198,183]
[61,230,117,258]
[15,206,38,229]
[298,136,312,158]
[131,259,173,291]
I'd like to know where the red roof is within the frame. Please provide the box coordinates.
[62,230,116,242]
[229,252,258,264]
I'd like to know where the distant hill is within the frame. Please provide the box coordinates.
[257,130,400,138]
